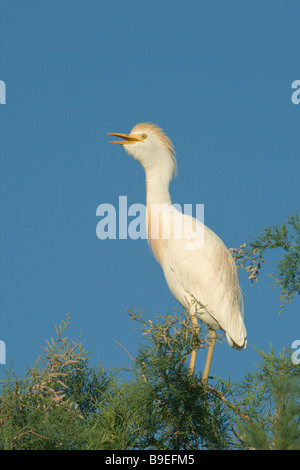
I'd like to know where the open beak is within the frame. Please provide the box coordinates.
[107,132,143,145]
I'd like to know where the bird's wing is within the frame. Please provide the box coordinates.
[161,213,246,349]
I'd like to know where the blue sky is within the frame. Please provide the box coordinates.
[0,1,299,382]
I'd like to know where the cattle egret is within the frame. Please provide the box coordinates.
[108,123,246,381]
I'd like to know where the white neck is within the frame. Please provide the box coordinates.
[144,165,173,263]
[141,155,175,263]
[144,162,173,207]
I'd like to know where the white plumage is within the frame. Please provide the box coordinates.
[108,122,246,377]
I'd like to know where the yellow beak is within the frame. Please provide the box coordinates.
[107,132,143,145]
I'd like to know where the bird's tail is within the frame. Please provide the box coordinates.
[226,331,247,350]
[225,279,247,350]
[225,288,247,350]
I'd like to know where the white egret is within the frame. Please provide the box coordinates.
[108,123,246,380]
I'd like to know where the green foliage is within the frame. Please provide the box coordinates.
[125,308,230,450]
[218,347,300,449]
[0,214,299,450]
[0,314,89,449]
[231,212,300,311]
[1,309,298,450]
[0,311,230,450]
[0,311,299,450]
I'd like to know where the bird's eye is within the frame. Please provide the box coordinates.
[141,133,147,140]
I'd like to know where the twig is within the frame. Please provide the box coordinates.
[115,341,134,361]
[207,385,251,422]
[12,429,51,450]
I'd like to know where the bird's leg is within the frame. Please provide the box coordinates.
[202,328,216,384]
[189,315,199,374]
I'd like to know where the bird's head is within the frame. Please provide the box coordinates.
[108,122,177,177]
